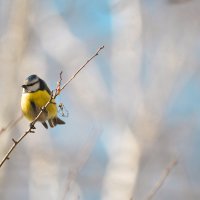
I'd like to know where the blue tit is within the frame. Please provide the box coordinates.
[21,74,65,129]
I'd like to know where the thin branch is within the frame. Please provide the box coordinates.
[60,45,104,91]
[146,158,178,200]
[0,46,104,168]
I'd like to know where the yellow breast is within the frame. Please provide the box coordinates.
[21,90,57,122]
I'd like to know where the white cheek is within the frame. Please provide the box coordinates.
[28,82,40,92]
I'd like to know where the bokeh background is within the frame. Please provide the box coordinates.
[0,0,200,199]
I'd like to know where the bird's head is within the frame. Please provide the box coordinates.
[22,74,40,93]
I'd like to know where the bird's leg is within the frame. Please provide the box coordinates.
[29,122,36,131]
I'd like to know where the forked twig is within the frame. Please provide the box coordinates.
[0,46,104,168]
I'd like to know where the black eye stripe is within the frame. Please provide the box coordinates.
[26,81,39,87]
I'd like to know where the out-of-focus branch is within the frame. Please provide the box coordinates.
[0,46,104,168]
[0,114,23,135]
[146,158,178,200]
[62,127,101,200]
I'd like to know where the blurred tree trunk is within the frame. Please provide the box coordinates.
[0,0,29,198]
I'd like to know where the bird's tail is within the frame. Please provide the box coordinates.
[42,122,48,129]
[48,117,65,128]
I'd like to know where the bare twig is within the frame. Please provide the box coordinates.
[146,158,178,200]
[0,46,104,168]
[60,45,104,92]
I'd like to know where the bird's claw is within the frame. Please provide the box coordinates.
[30,123,36,130]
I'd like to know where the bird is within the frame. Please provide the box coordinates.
[21,74,65,129]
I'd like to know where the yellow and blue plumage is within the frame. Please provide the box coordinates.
[21,74,65,129]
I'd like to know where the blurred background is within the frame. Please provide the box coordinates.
[0,0,200,199]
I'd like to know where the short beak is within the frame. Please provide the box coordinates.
[21,84,27,89]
